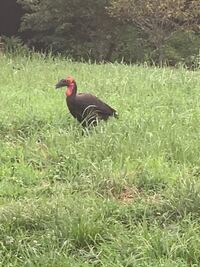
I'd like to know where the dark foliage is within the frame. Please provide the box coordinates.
[16,0,200,66]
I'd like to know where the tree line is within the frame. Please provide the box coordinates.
[16,0,200,67]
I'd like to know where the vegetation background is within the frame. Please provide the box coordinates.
[0,52,200,267]
[1,0,200,67]
[0,0,200,266]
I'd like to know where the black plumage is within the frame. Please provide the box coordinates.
[56,76,118,126]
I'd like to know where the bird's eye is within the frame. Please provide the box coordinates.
[67,76,74,83]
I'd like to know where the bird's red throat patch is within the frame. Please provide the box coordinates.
[66,84,74,96]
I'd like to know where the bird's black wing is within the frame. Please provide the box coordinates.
[75,93,117,118]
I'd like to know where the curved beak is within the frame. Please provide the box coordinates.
[55,79,68,89]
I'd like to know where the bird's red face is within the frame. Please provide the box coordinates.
[65,76,75,96]
[55,76,76,96]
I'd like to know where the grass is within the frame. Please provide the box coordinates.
[0,52,200,266]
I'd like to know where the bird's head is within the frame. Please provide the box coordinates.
[55,76,77,96]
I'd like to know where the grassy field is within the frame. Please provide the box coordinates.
[0,53,200,267]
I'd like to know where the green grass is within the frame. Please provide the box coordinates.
[0,52,200,266]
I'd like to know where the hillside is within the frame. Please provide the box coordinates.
[0,54,200,266]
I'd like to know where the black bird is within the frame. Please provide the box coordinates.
[56,76,118,126]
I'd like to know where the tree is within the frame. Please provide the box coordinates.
[108,0,200,65]
[17,0,121,61]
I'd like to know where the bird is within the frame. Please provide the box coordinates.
[55,76,118,127]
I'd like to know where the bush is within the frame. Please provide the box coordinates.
[2,36,29,55]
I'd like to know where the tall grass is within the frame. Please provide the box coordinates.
[0,52,200,266]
